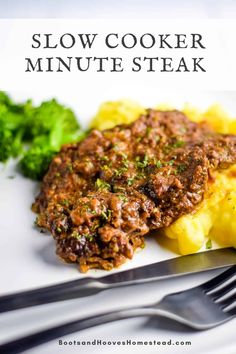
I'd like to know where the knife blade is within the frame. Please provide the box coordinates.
[100,247,236,285]
[0,247,235,313]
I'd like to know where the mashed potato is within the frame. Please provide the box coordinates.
[90,100,236,254]
[90,100,145,130]
[165,166,236,254]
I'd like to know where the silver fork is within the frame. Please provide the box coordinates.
[1,266,235,354]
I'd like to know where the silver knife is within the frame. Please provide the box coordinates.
[0,247,235,313]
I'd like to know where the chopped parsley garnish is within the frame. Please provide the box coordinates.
[155,160,163,169]
[118,194,128,202]
[71,231,94,242]
[101,208,112,220]
[101,209,107,220]
[172,140,185,148]
[84,205,97,215]
[127,176,135,186]
[101,156,109,162]
[120,152,128,159]
[114,166,128,177]
[119,153,129,169]
[85,234,94,242]
[112,143,120,151]
[146,126,152,137]
[177,164,187,173]
[101,165,110,171]
[206,238,212,250]
[95,178,110,190]
[136,171,145,179]
[90,209,97,215]
[91,223,99,231]
[122,160,129,169]
[67,163,73,172]
[71,231,81,239]
[164,140,185,153]
[136,154,149,169]
[166,159,175,166]
[113,185,126,192]
[61,199,69,206]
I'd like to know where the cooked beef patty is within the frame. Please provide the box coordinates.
[33,110,236,272]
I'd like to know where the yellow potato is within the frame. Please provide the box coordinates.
[90,99,145,130]
[210,191,236,248]
[203,104,234,134]
[164,167,236,254]
[230,120,236,135]
[182,103,204,123]
[165,213,210,254]
[156,103,175,111]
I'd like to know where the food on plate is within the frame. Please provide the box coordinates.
[164,165,236,254]
[90,99,145,130]
[0,91,29,161]
[92,101,236,256]
[1,93,235,271]
[0,92,85,179]
[33,109,236,272]
[183,103,236,134]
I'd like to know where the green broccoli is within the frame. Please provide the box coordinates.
[0,91,12,106]
[24,99,80,139]
[0,124,13,161]
[0,92,27,161]
[19,99,86,180]
[20,145,56,180]
[20,130,86,180]
[0,92,86,180]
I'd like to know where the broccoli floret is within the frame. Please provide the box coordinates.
[20,130,87,180]
[0,129,24,162]
[0,92,86,180]
[0,91,14,106]
[0,122,24,161]
[0,92,27,161]
[0,124,13,161]
[49,125,87,149]
[20,145,56,180]
[25,99,80,138]
[20,99,86,180]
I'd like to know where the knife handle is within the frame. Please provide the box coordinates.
[0,278,107,313]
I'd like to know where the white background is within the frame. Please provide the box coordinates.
[0,19,236,93]
[0,20,236,92]
[1,0,236,19]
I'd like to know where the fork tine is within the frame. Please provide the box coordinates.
[202,265,236,292]
[227,307,236,317]
[209,280,236,300]
[217,293,236,309]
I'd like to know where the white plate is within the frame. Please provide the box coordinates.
[0,90,235,354]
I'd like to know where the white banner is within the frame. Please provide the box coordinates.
[0,19,235,92]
